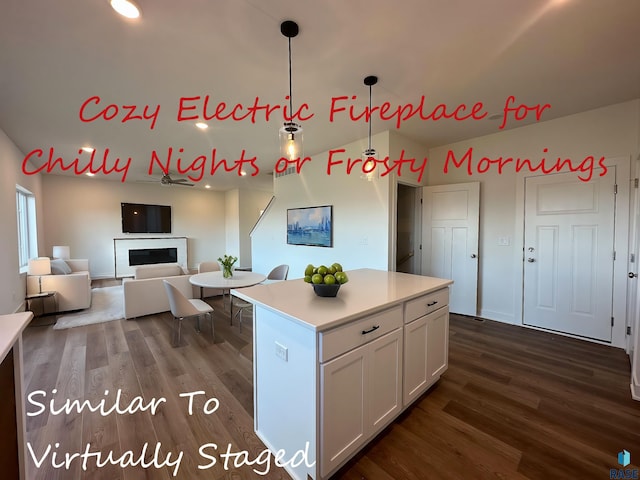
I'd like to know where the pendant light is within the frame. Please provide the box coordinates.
[362,75,378,181]
[279,20,303,161]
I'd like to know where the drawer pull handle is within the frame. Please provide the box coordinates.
[427,301,438,307]
[361,325,380,335]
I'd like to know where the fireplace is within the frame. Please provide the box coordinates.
[114,237,188,277]
[129,247,177,266]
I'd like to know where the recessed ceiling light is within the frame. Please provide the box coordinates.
[86,172,96,177]
[82,146,95,152]
[240,170,247,176]
[110,0,140,19]
[195,122,208,130]
[205,184,211,189]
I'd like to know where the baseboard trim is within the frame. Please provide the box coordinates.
[478,309,517,325]
[632,382,639,401]
[92,274,118,280]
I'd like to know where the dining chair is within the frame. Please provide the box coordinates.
[197,261,221,299]
[163,280,214,346]
[232,264,289,332]
[267,264,289,281]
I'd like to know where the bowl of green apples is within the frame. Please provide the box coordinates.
[304,263,349,297]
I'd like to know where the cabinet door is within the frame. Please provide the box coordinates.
[403,313,429,406]
[403,308,449,406]
[426,308,449,382]
[369,329,403,435]
[320,344,367,478]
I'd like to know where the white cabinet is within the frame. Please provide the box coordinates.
[320,309,403,478]
[320,346,366,476]
[403,289,450,406]
[369,329,403,433]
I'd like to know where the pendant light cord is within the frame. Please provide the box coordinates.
[368,83,372,151]
[288,37,293,122]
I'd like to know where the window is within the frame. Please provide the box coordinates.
[16,185,38,271]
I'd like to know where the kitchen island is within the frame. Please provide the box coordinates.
[232,268,452,480]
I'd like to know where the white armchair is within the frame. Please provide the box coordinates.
[26,258,91,312]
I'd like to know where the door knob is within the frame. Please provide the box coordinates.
[527,258,535,263]
[629,272,638,278]
[471,254,477,258]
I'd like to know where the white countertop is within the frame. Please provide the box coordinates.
[231,268,453,332]
[1,312,33,362]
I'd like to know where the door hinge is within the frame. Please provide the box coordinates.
[419,244,422,250]
[628,326,632,335]
[611,317,614,327]
[613,251,616,261]
[634,178,639,188]
[632,253,636,263]
[614,184,618,195]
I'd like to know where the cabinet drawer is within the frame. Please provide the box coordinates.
[320,305,402,363]
[404,288,449,323]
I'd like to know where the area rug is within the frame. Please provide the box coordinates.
[53,285,123,330]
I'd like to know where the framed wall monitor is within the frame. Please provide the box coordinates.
[121,203,171,234]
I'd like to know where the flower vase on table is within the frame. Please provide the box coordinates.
[218,254,238,279]
[223,265,234,278]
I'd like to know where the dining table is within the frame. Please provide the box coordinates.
[189,270,267,318]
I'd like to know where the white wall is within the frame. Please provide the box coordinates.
[224,189,240,264]
[251,131,391,279]
[222,188,272,269]
[0,128,44,314]
[41,174,227,277]
[238,189,273,268]
[426,100,640,344]
[389,130,430,188]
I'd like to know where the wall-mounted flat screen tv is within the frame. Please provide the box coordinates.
[121,203,171,234]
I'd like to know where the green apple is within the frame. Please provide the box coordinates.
[335,272,349,284]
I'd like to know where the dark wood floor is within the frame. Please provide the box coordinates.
[22,292,639,479]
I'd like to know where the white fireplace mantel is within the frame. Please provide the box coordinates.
[114,237,188,277]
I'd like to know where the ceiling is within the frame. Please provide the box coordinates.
[1,0,639,191]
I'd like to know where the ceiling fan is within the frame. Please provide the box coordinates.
[159,173,194,187]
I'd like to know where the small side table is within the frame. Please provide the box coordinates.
[26,291,58,326]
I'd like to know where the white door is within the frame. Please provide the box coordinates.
[523,169,616,341]
[422,182,480,316]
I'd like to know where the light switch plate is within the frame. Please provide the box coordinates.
[275,342,288,361]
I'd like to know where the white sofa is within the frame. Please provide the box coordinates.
[123,263,195,319]
[26,259,92,312]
